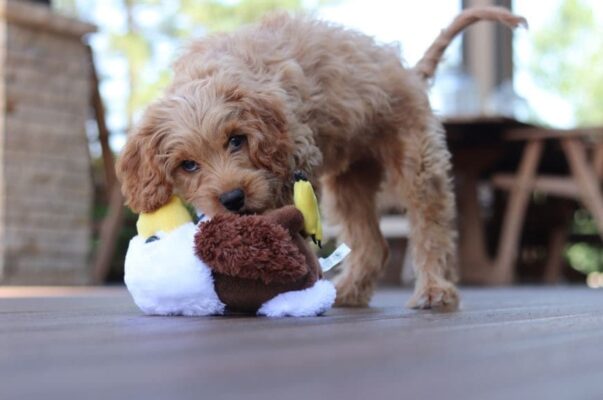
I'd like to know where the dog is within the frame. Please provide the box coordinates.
[116,6,526,310]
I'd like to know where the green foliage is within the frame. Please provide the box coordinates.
[97,0,322,124]
[56,0,340,126]
[566,242,603,274]
[531,0,603,125]
[572,208,599,235]
[178,0,305,33]
[108,29,152,124]
[532,1,603,278]
[54,0,331,281]
[52,0,78,15]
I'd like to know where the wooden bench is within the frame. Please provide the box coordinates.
[323,215,414,284]
[442,117,603,284]
[468,126,603,284]
[322,215,411,239]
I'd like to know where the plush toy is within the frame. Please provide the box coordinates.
[124,176,339,317]
[124,196,225,316]
[196,205,332,315]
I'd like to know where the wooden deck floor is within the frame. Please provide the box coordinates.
[2,286,603,400]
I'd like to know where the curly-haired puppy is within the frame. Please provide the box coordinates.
[116,7,526,310]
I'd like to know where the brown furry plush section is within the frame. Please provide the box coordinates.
[194,206,320,313]
[195,213,308,285]
[211,273,313,313]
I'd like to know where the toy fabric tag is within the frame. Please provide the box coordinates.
[319,243,351,272]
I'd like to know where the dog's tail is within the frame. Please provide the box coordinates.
[413,6,527,81]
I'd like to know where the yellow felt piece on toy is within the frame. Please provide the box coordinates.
[293,172,322,247]
[136,196,192,238]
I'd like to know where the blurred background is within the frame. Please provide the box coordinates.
[1,0,603,287]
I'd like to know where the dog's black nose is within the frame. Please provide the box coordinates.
[219,188,245,211]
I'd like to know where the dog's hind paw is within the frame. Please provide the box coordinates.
[407,280,459,311]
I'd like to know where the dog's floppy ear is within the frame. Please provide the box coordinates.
[242,91,293,180]
[115,104,173,213]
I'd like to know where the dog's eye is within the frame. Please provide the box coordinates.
[181,160,200,172]
[228,135,246,151]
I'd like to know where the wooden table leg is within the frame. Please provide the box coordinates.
[493,140,543,284]
[562,138,603,239]
[543,225,569,283]
[592,142,603,179]
[92,187,125,284]
[457,172,492,283]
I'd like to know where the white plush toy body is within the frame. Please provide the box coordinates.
[124,196,336,317]
[124,221,225,316]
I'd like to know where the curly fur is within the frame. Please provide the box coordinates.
[116,7,525,309]
[195,213,308,285]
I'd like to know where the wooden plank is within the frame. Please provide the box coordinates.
[443,115,527,127]
[562,138,603,240]
[506,126,603,141]
[88,45,117,194]
[543,226,569,283]
[493,139,543,284]
[91,187,125,284]
[492,174,580,199]
[88,44,122,284]
[457,172,491,283]
[2,287,603,400]
[0,286,121,298]
[323,215,410,239]
[0,0,96,38]
[593,142,603,179]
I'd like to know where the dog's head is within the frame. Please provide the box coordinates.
[116,79,295,216]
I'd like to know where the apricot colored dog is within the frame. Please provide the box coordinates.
[117,7,526,309]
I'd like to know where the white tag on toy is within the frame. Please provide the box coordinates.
[319,243,351,272]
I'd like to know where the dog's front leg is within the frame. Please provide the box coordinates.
[322,158,389,307]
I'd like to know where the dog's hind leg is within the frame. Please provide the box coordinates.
[398,118,459,311]
[322,158,389,307]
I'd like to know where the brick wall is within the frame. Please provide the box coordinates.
[0,0,96,284]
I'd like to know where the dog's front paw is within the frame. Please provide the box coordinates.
[334,279,371,307]
[407,280,459,311]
